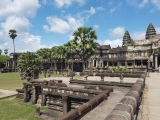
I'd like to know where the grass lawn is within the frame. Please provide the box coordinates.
[0,96,47,120]
[0,72,82,91]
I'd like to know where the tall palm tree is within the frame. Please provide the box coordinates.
[9,29,17,72]
[0,49,2,55]
[52,46,67,75]
[72,27,98,72]
[4,49,8,56]
[36,48,51,78]
[64,39,79,71]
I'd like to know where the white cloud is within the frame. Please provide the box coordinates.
[83,6,96,15]
[43,16,71,34]
[139,0,149,7]
[42,0,47,5]
[126,0,138,6]
[97,39,122,48]
[69,33,74,40]
[61,10,65,13]
[131,31,145,40]
[118,2,122,8]
[96,7,105,11]
[94,25,99,29]
[108,2,113,5]
[155,27,160,34]
[0,0,40,19]
[150,8,155,13]
[110,7,116,13]
[151,0,160,10]
[55,0,85,8]
[109,27,125,37]
[66,15,84,31]
[1,16,32,34]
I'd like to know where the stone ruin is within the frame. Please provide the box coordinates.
[15,69,146,120]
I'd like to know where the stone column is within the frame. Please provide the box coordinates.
[133,60,135,68]
[112,62,114,67]
[96,60,98,67]
[55,62,57,70]
[41,93,46,106]
[118,61,120,68]
[141,60,143,68]
[102,61,104,67]
[107,61,109,67]
[32,86,36,104]
[125,61,127,68]
[23,83,28,103]
[93,60,94,67]
[62,95,69,115]
[155,54,158,69]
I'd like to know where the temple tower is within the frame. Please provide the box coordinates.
[122,30,134,46]
[146,23,156,39]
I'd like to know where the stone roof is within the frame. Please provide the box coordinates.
[99,45,111,50]
[122,31,133,46]
[146,23,156,39]
[108,46,128,53]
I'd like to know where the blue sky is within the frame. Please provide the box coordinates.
[0,0,160,55]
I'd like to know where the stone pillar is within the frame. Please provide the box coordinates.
[133,60,135,68]
[125,61,127,68]
[118,61,120,68]
[62,95,69,115]
[32,86,36,104]
[96,60,98,67]
[112,62,114,67]
[23,83,28,103]
[93,60,94,67]
[55,62,57,70]
[41,93,46,106]
[102,61,104,67]
[155,54,158,69]
[107,61,109,67]
[141,60,143,68]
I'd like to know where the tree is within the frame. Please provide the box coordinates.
[72,27,99,72]
[4,49,8,56]
[9,29,17,72]
[0,49,2,55]
[64,39,79,71]
[51,46,68,75]
[17,51,41,81]
[36,48,51,78]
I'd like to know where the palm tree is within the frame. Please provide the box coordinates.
[9,29,17,72]
[17,51,41,81]
[72,27,98,72]
[52,46,67,75]
[64,39,79,71]
[36,48,51,78]
[0,49,2,55]
[4,49,8,56]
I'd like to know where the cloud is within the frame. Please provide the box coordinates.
[1,16,32,34]
[149,8,155,13]
[126,0,138,6]
[151,0,160,10]
[131,31,145,40]
[43,16,71,34]
[118,2,122,8]
[54,0,85,8]
[69,33,74,40]
[42,0,47,5]
[110,7,116,13]
[66,15,84,31]
[155,27,160,34]
[97,39,122,48]
[108,2,113,5]
[82,6,96,15]
[109,27,125,37]
[139,0,149,7]
[0,0,40,19]
[61,10,65,13]
[94,25,99,29]
[96,7,105,11]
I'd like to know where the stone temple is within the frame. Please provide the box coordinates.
[1,23,160,73]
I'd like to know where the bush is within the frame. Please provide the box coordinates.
[108,67,128,71]
[0,55,9,68]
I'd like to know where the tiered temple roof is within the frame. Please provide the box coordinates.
[122,30,133,46]
[146,23,156,39]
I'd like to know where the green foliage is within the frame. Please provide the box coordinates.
[0,49,2,55]
[17,51,41,72]
[0,55,9,68]
[108,67,128,71]
[8,29,17,40]
[4,49,8,56]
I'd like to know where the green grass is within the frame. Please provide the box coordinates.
[0,96,47,120]
[0,72,82,91]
